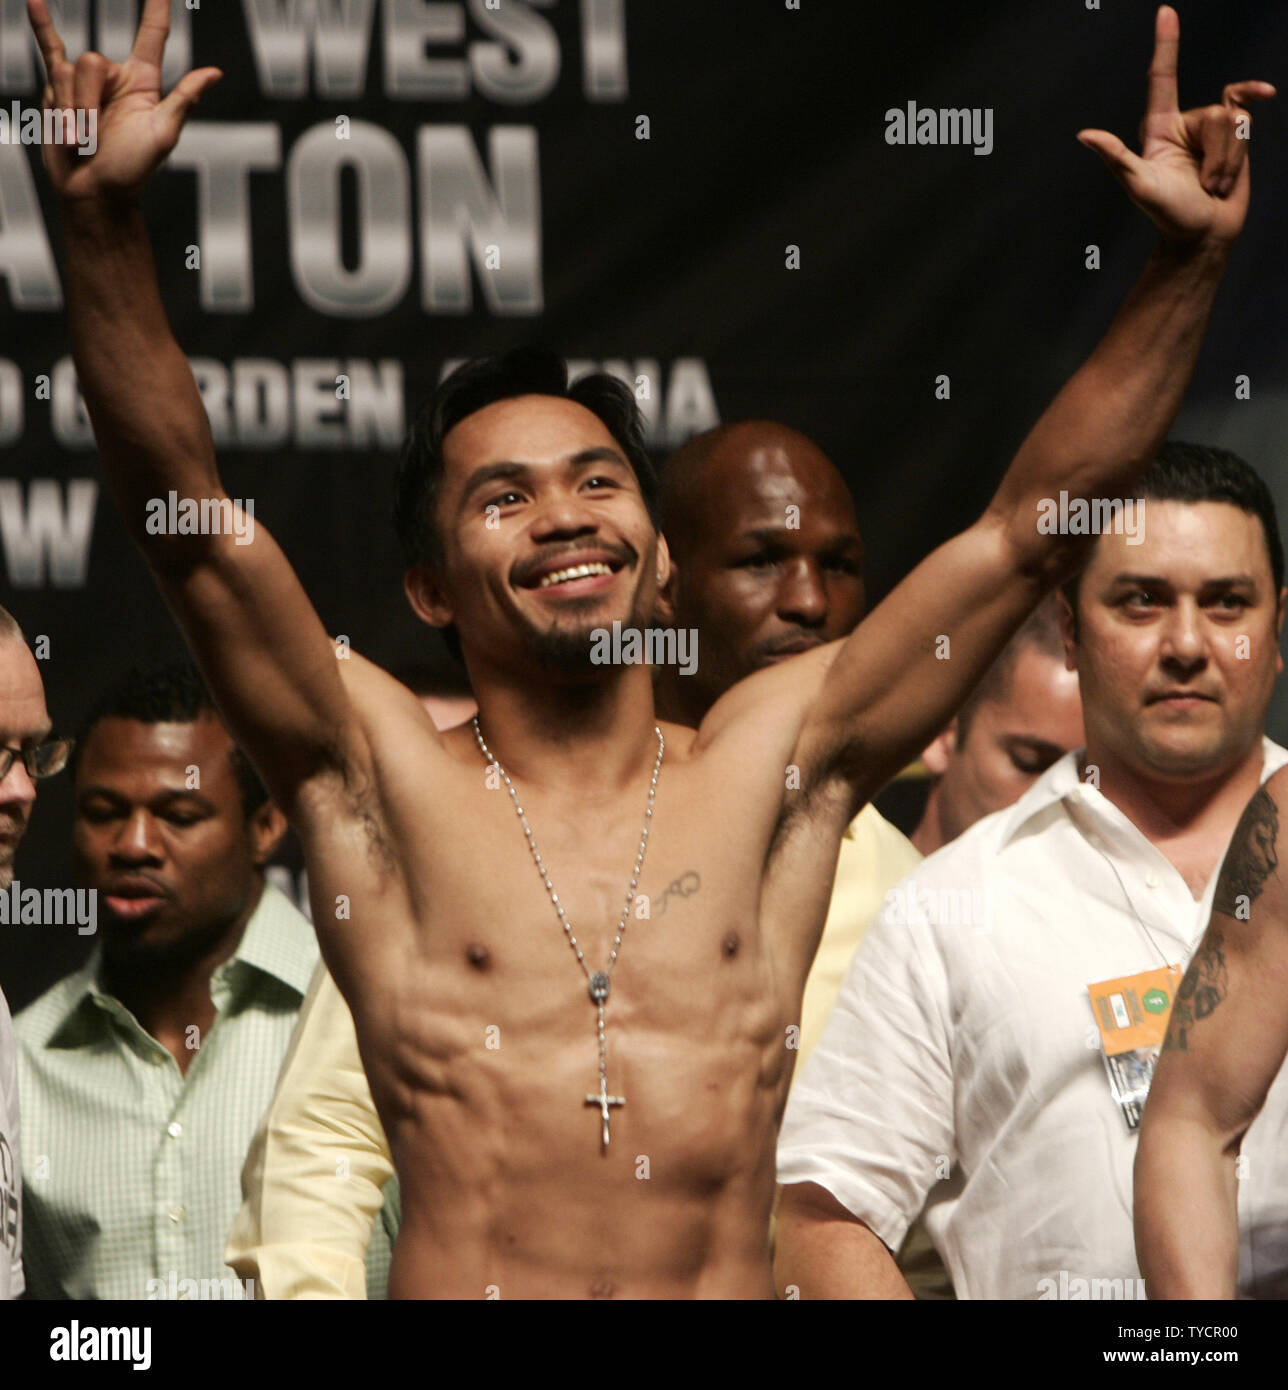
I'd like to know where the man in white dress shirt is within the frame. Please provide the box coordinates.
[774,443,1288,1299]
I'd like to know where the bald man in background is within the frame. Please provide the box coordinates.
[911,597,1085,856]
[227,419,922,1296]
[0,609,53,893]
[0,606,74,1298]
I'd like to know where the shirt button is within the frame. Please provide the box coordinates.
[1069,787,1083,804]
[1145,872,1160,889]
[167,1121,183,1139]
[168,1206,186,1223]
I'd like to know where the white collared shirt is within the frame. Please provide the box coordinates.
[777,739,1288,1299]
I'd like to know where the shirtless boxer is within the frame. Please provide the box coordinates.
[225,419,917,1299]
[31,0,1270,1297]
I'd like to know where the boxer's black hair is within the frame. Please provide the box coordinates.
[394,347,660,571]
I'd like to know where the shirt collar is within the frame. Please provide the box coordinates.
[212,880,317,999]
[994,736,1288,852]
[48,880,315,1047]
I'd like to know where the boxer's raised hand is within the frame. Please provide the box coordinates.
[27,0,220,200]
[1078,5,1273,246]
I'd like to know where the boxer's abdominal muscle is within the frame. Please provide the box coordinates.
[297,674,839,1298]
[373,961,791,1298]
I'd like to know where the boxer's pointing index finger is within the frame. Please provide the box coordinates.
[1146,5,1181,117]
[26,0,67,75]
[131,0,171,67]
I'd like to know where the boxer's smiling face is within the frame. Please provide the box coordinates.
[426,395,667,674]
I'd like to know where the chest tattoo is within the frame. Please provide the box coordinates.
[653,869,701,916]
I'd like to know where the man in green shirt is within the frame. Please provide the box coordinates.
[16,662,315,1299]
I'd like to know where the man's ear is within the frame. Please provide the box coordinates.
[1057,589,1078,672]
[249,800,289,866]
[921,722,957,776]
[654,533,677,625]
[404,564,455,630]
[1277,586,1286,675]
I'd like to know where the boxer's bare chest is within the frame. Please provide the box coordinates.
[318,721,835,1145]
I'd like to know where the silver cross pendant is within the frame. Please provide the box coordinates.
[585,1075,625,1148]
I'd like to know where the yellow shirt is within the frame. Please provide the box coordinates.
[796,806,921,1068]
[226,804,919,1298]
[225,960,396,1299]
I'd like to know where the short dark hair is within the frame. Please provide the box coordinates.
[393,347,660,570]
[957,595,1066,744]
[74,661,268,817]
[1063,442,1284,619]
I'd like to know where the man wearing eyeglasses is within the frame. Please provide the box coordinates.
[0,605,72,1300]
[0,609,70,892]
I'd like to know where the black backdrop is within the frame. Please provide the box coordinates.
[3,0,1287,1007]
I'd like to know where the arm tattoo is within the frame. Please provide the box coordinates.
[1162,925,1228,1053]
[1163,787,1279,1052]
[1213,786,1279,920]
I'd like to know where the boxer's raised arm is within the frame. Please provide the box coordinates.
[31,0,369,811]
[1135,772,1288,1299]
[788,7,1273,813]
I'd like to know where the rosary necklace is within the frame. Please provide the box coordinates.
[473,716,665,1148]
